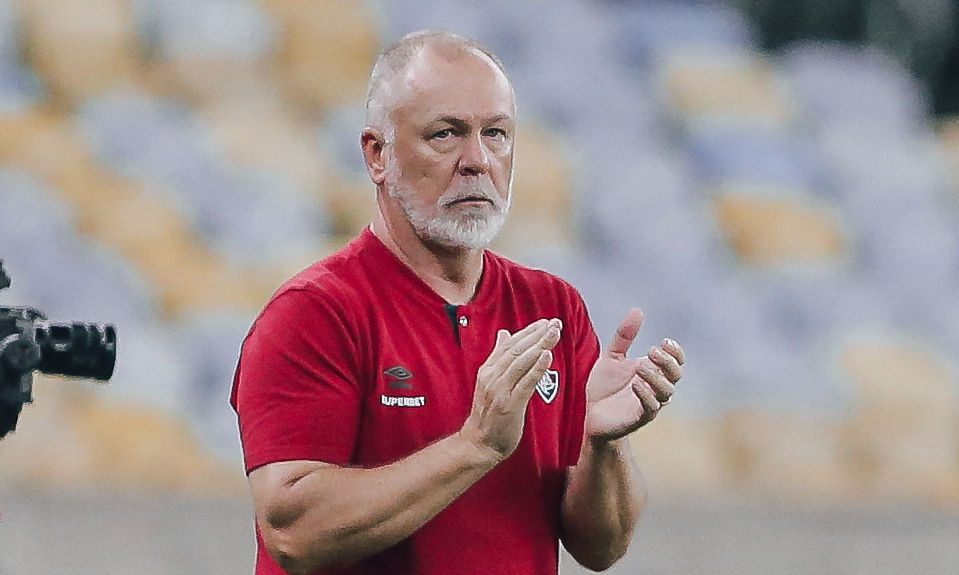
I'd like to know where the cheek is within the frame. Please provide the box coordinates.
[403,150,454,183]
[492,157,513,194]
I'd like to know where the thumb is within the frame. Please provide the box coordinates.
[606,308,644,359]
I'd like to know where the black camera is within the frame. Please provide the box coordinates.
[0,260,117,438]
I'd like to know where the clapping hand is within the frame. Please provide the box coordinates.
[585,309,684,441]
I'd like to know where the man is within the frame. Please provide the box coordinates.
[231,30,684,575]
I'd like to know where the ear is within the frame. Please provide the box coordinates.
[361,128,389,185]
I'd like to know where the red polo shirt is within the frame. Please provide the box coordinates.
[232,228,600,575]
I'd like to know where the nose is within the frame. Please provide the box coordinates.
[457,133,490,176]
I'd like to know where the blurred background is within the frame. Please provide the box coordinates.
[1,0,959,573]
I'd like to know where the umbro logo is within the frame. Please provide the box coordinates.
[536,369,559,404]
[385,365,413,389]
[381,365,425,406]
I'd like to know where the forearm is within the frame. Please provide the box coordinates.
[560,436,647,571]
[254,431,499,574]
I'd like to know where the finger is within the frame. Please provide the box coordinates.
[490,320,561,388]
[500,319,561,363]
[607,308,643,360]
[637,358,675,402]
[487,319,549,364]
[502,324,560,383]
[514,349,554,400]
[630,376,661,422]
[662,338,685,366]
[504,318,559,352]
[648,346,683,383]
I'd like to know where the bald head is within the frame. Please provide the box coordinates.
[366,30,513,139]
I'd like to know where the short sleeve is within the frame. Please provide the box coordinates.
[231,286,363,473]
[562,286,601,466]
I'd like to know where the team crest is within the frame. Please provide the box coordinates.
[536,370,559,404]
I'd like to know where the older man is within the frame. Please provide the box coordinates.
[231,30,684,575]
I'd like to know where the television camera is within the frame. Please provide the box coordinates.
[0,259,117,439]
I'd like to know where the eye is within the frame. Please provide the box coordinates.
[484,128,508,139]
[431,128,454,140]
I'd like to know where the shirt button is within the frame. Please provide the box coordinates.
[458,316,469,327]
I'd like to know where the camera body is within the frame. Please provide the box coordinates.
[0,260,117,438]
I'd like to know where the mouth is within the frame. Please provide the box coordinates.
[446,196,494,208]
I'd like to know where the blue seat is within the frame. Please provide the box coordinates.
[0,169,160,326]
[607,1,754,71]
[79,92,329,268]
[779,41,928,137]
[172,312,254,461]
[133,0,275,60]
[0,0,19,63]
[0,0,42,113]
[686,125,827,192]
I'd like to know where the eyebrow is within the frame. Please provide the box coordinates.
[433,114,513,128]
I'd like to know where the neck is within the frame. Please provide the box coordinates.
[371,200,485,306]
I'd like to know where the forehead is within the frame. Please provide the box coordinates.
[393,46,515,125]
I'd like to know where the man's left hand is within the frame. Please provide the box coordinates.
[585,309,684,441]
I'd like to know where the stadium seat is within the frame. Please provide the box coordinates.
[0,0,18,61]
[0,0,42,112]
[712,188,849,266]
[135,0,277,104]
[202,96,335,193]
[491,123,577,260]
[17,0,142,106]
[839,337,959,504]
[661,50,791,128]
[259,0,380,112]
[0,168,159,327]
[780,41,928,137]
[629,412,731,497]
[78,91,330,271]
[718,409,855,501]
[936,117,959,192]
[0,374,245,493]
[171,312,255,462]
[686,125,825,192]
[607,0,753,71]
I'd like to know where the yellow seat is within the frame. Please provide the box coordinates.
[712,188,848,267]
[201,96,335,192]
[259,0,380,112]
[662,51,792,128]
[0,108,268,317]
[838,337,959,505]
[718,409,855,502]
[18,0,142,106]
[491,123,577,259]
[0,375,246,494]
[938,117,959,195]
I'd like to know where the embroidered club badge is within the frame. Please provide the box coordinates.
[536,369,559,404]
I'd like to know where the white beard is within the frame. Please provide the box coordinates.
[383,151,511,250]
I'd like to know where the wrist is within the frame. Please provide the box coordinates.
[451,429,505,471]
[582,433,631,463]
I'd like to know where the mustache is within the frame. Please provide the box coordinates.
[439,179,504,208]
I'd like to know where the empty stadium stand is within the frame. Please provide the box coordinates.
[0,0,957,508]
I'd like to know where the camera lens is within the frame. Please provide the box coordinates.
[35,322,117,380]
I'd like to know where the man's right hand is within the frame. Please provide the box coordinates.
[460,318,563,462]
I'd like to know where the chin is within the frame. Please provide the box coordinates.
[423,215,507,250]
